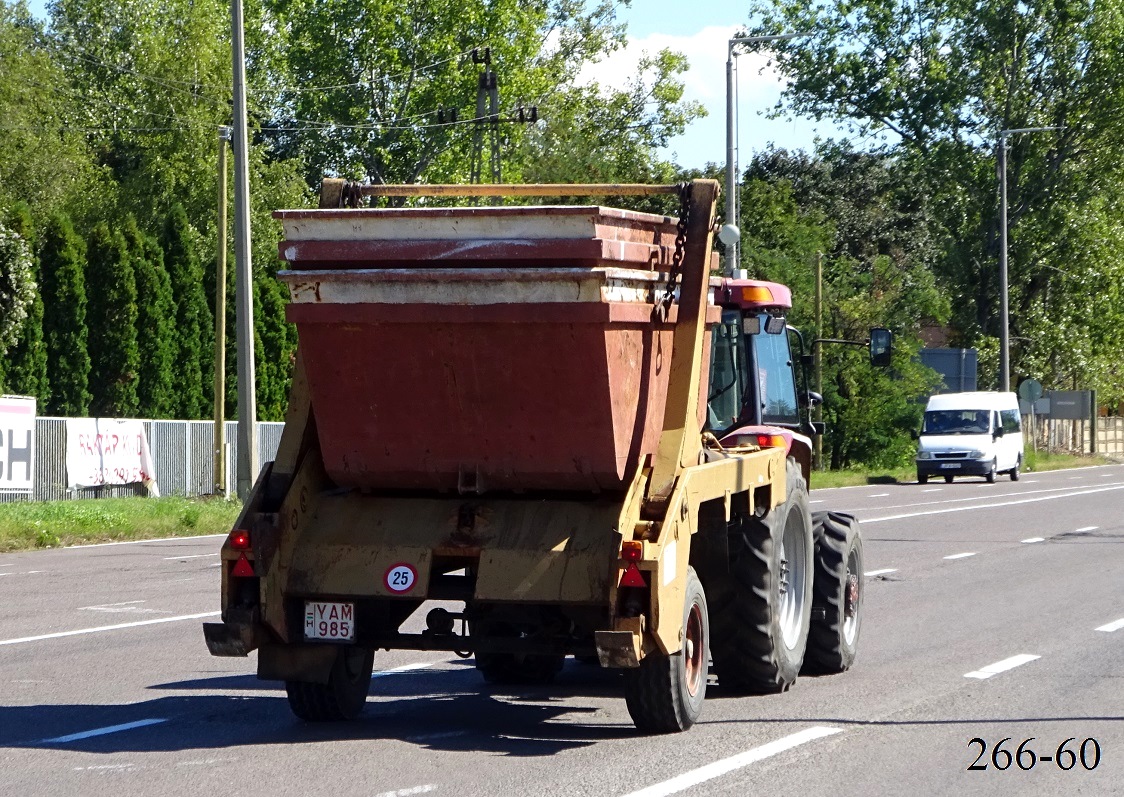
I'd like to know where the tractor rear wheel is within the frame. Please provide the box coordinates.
[802,511,864,674]
[709,458,813,693]
[624,567,709,734]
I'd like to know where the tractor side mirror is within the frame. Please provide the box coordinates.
[869,328,893,368]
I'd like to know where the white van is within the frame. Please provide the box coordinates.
[915,391,1024,484]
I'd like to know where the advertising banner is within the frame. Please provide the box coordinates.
[0,396,35,493]
[65,418,160,496]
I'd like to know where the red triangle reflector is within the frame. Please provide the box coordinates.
[232,554,255,578]
[619,564,647,588]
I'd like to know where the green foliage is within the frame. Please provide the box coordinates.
[86,221,140,416]
[162,204,213,419]
[747,0,1124,407]
[0,203,49,402]
[40,212,91,416]
[741,146,948,468]
[124,216,177,417]
[0,220,34,357]
[0,495,241,551]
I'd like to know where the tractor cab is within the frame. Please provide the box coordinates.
[707,278,808,439]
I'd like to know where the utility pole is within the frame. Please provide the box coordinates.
[214,125,231,495]
[231,0,258,499]
[814,250,823,470]
[725,32,810,276]
[469,48,501,187]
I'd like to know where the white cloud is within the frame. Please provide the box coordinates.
[575,26,809,168]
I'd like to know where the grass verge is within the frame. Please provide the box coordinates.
[0,496,241,553]
[810,450,1114,490]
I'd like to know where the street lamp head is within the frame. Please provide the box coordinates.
[717,223,741,247]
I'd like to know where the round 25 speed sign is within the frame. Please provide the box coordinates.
[384,562,418,594]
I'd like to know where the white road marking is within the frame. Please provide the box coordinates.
[372,662,439,678]
[163,553,219,560]
[1095,619,1124,633]
[1021,479,1038,483]
[943,552,976,560]
[66,533,225,549]
[1021,537,1045,544]
[1068,476,1081,479]
[0,611,219,646]
[922,488,942,493]
[43,718,166,744]
[868,493,889,498]
[858,482,1116,514]
[73,763,137,772]
[864,483,1124,523]
[372,786,437,797]
[620,726,842,797]
[809,500,824,504]
[865,568,898,577]
[964,654,1040,680]
[1075,526,1099,532]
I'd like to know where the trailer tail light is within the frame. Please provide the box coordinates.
[619,564,647,588]
[232,554,255,578]
[621,541,643,562]
[755,434,787,449]
[228,529,251,551]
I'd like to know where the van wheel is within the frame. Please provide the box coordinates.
[944,475,954,484]
[986,460,997,483]
[1010,457,1021,481]
[917,472,928,485]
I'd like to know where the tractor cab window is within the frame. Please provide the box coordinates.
[751,313,800,426]
[706,309,748,431]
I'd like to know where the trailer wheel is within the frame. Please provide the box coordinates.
[801,511,863,675]
[285,646,374,722]
[709,458,813,693]
[625,567,708,734]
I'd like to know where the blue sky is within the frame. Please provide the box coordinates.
[22,0,848,169]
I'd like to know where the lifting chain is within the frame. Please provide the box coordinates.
[658,182,692,319]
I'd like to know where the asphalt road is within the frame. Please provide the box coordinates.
[2,464,1122,797]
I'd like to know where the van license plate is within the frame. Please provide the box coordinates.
[939,463,960,469]
[304,601,355,641]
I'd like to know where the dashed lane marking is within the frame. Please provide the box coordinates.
[42,718,166,744]
[943,552,976,560]
[964,654,1040,680]
[162,553,219,560]
[1021,537,1045,544]
[619,726,843,797]
[0,612,219,646]
[868,493,889,498]
[372,786,437,797]
[372,662,439,678]
[1096,619,1124,633]
[865,568,898,577]
[1075,526,1099,532]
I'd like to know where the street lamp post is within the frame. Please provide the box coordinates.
[998,125,1062,392]
[725,32,809,276]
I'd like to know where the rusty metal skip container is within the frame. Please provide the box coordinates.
[205,180,864,734]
